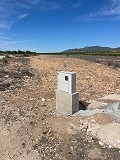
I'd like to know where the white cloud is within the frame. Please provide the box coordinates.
[12,2,31,9]
[0,32,40,48]
[0,0,60,30]
[0,21,11,30]
[102,7,120,15]
[78,14,104,22]
[0,1,32,30]
[100,0,120,16]
[0,39,39,46]
[18,13,29,20]
[40,1,60,10]
[0,35,40,51]
[70,1,81,9]
[77,0,120,21]
[112,0,120,4]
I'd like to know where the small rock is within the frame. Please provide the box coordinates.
[99,141,104,146]
[109,145,112,149]
[4,75,9,78]
[82,128,86,132]
[41,98,46,102]
[117,139,120,143]
[24,76,29,78]
[70,146,73,151]
[52,112,55,115]
[24,97,28,99]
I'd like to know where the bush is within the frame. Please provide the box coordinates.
[2,57,8,64]
[1,55,9,64]
[5,54,10,58]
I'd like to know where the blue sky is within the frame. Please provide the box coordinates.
[0,0,120,52]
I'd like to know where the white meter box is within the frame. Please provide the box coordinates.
[57,71,76,94]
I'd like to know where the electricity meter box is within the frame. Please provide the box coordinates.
[56,71,79,115]
[57,71,76,94]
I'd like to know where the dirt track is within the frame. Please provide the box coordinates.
[0,55,120,160]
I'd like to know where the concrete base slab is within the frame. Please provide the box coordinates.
[74,102,120,122]
[99,94,120,101]
[56,90,79,115]
[85,94,120,110]
[87,101,108,110]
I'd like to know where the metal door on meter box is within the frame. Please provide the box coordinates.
[57,72,76,94]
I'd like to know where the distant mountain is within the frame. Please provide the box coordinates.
[114,47,120,51]
[63,46,120,52]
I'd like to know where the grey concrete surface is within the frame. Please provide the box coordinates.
[74,102,120,122]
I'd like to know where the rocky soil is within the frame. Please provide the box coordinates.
[0,55,120,160]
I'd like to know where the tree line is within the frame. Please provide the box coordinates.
[0,50,37,56]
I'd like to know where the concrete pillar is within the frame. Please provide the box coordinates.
[56,90,79,114]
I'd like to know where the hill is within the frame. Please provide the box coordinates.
[64,46,120,52]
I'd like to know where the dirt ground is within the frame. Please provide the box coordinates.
[70,54,120,68]
[0,55,120,160]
